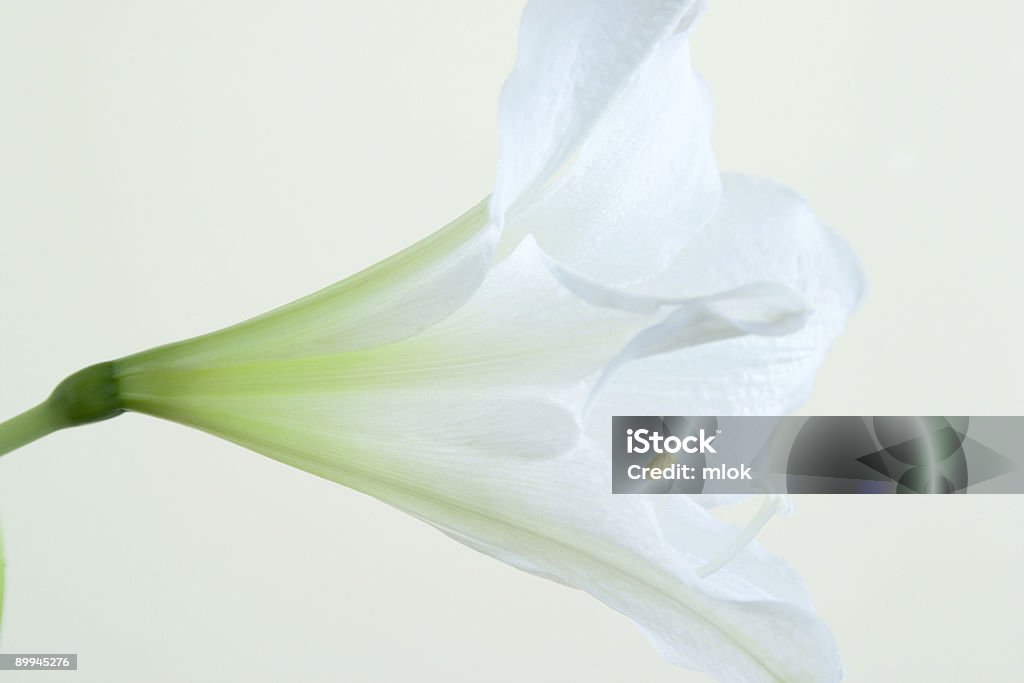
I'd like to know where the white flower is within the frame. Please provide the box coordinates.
[0,1,862,681]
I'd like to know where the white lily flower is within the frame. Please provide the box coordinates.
[0,1,862,681]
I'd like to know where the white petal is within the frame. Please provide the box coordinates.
[422,438,842,683]
[492,1,717,285]
[138,387,841,682]
[587,173,864,419]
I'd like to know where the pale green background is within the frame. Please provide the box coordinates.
[1,1,1022,681]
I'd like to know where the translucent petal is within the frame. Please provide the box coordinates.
[499,27,720,285]
[422,438,842,683]
[586,173,864,420]
[491,2,713,275]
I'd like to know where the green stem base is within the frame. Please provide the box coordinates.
[0,362,124,458]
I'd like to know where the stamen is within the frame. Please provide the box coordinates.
[696,494,786,578]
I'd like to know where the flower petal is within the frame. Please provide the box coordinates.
[137,396,841,682]
[587,173,864,419]
[493,1,718,284]
[422,438,842,683]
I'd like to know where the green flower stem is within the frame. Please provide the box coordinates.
[0,403,59,457]
[0,362,124,458]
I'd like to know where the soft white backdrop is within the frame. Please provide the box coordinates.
[1,1,1022,681]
